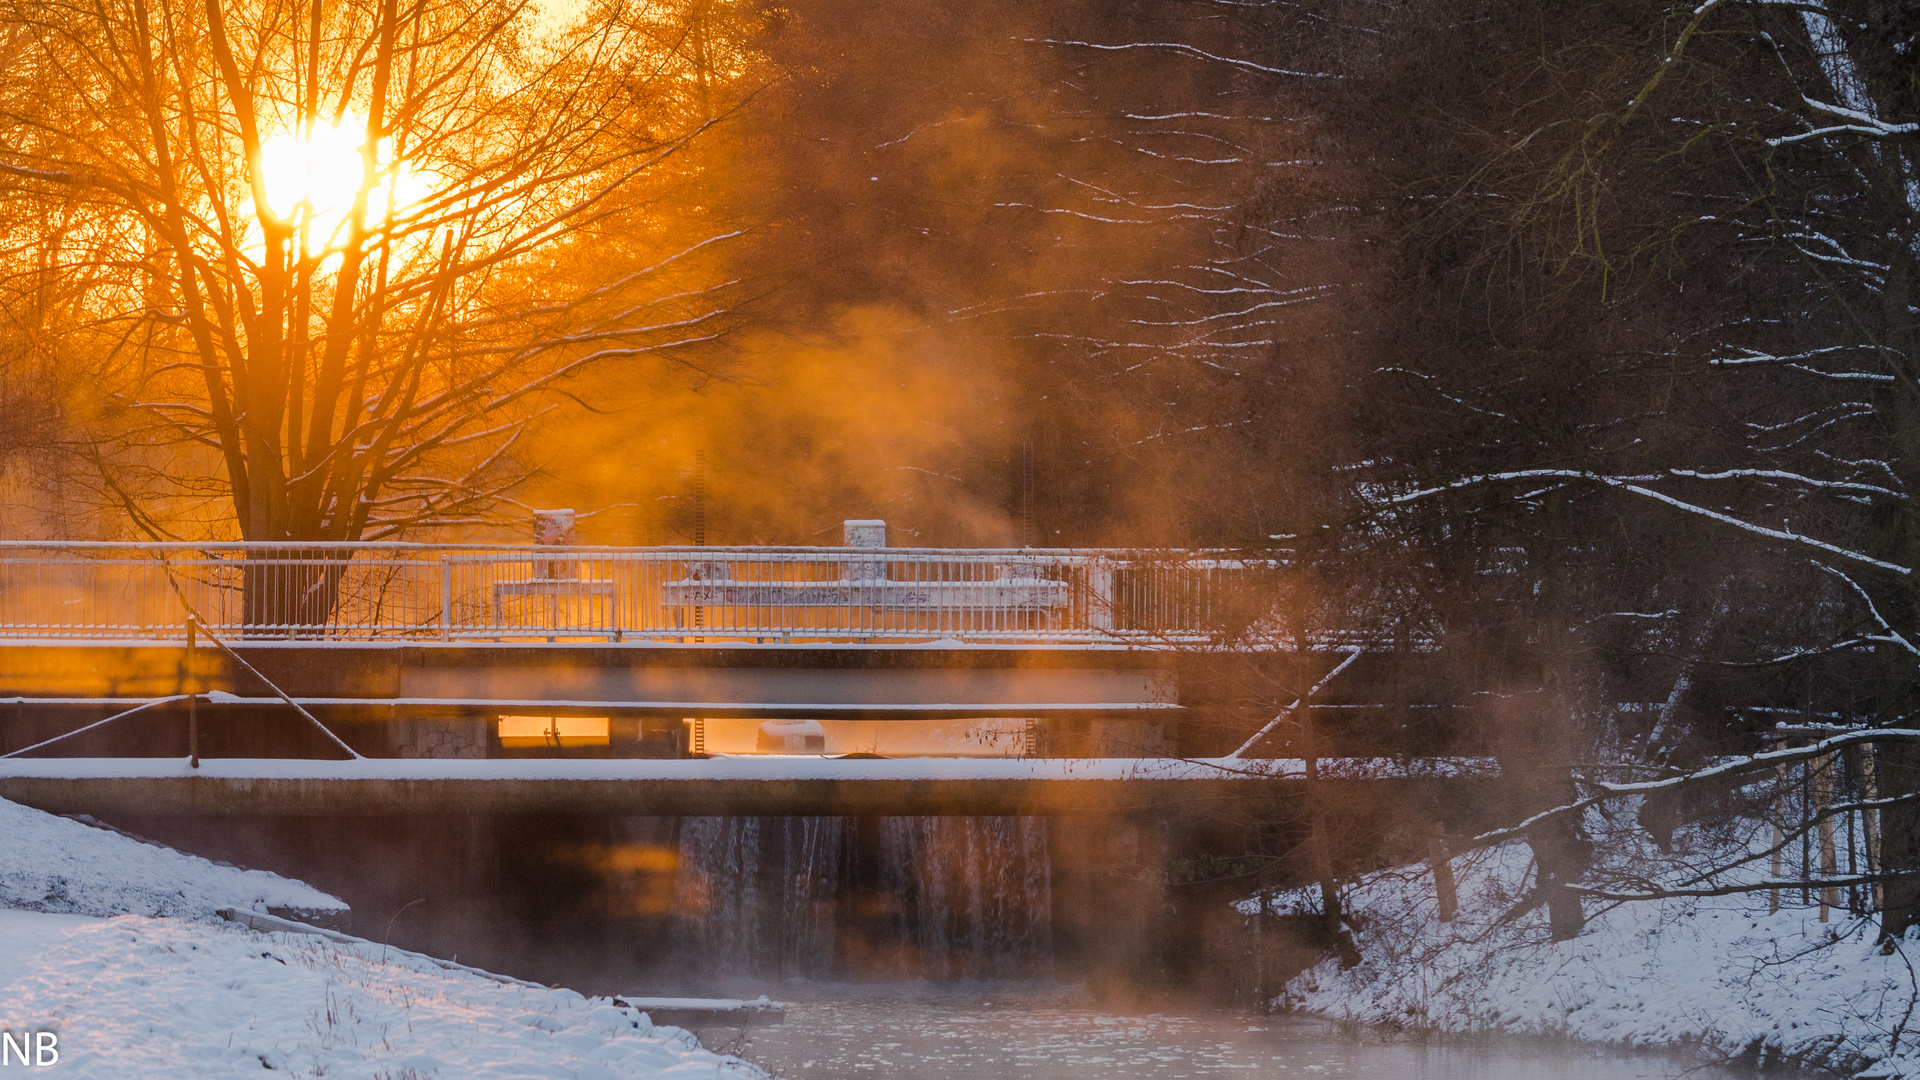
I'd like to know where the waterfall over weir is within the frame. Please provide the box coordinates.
[673,817,1054,981]
[673,817,844,977]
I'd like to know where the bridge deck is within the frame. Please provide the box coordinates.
[0,755,1493,816]
[0,640,1189,720]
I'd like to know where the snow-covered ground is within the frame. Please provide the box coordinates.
[0,797,769,1079]
[0,797,345,922]
[1281,830,1920,1078]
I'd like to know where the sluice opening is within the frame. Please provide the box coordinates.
[673,815,1053,982]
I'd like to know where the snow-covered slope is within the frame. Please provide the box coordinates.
[1281,837,1918,1077]
[0,795,769,1079]
[0,797,345,922]
[0,910,767,1079]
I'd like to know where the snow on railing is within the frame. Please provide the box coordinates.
[0,540,1276,644]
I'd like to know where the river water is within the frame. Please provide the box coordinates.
[632,814,1753,1077]
[708,992,1752,1080]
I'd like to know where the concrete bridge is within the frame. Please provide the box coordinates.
[0,523,1471,818]
[0,640,1470,817]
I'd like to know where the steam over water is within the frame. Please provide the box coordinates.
[672,816,1053,980]
[663,820,1749,1079]
[739,998,1753,1080]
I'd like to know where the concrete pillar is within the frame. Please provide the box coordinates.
[842,519,886,547]
[843,519,887,581]
[532,509,579,580]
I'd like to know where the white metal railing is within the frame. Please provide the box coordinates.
[0,542,1279,644]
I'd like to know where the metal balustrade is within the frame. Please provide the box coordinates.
[0,541,1275,644]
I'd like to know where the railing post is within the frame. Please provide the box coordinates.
[440,556,453,642]
[186,616,199,769]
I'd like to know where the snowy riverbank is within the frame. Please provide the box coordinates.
[0,797,768,1079]
[1281,833,1918,1078]
[0,796,347,924]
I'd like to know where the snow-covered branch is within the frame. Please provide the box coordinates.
[1460,727,1920,854]
[1572,872,1919,901]
[1384,470,1909,576]
[1024,37,1340,79]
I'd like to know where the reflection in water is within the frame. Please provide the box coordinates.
[730,997,1753,1080]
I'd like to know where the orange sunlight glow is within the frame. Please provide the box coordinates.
[256,116,428,246]
[498,715,611,748]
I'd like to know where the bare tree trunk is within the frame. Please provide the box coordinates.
[1851,745,1883,912]
[1866,165,1920,941]
[1772,761,1787,915]
[1253,875,1271,1012]
[1297,630,1360,967]
[1428,825,1457,923]
[1813,752,1837,922]
[1879,735,1920,943]
[1528,504,1590,941]
[1871,464,1920,943]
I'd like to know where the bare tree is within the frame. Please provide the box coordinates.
[0,0,752,613]
[1334,0,1916,938]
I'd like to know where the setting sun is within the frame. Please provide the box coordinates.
[256,116,425,241]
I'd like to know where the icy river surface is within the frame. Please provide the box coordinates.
[721,993,1750,1080]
